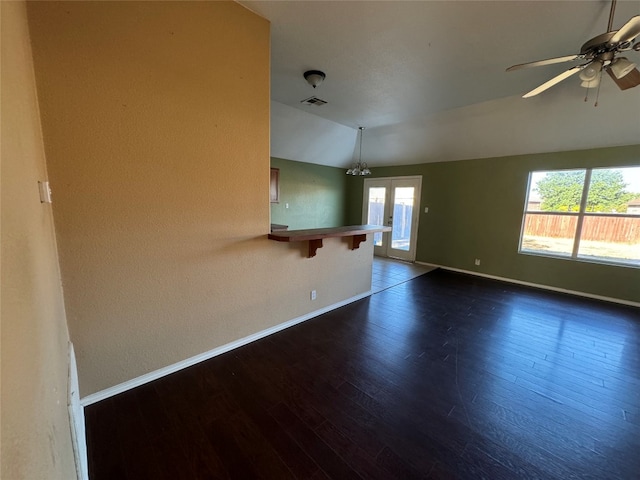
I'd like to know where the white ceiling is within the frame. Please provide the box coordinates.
[239,0,640,168]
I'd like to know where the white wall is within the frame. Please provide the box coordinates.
[269,75,640,168]
[1,1,77,478]
[271,100,358,165]
[365,83,640,165]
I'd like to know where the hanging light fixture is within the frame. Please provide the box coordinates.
[346,127,371,176]
[303,70,326,88]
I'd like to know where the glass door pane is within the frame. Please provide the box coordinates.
[367,187,386,247]
[391,187,414,251]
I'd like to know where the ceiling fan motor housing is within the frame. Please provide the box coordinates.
[580,32,617,55]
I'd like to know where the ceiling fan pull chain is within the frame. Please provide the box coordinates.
[584,76,592,102]
[594,71,603,107]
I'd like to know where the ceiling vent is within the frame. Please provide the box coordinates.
[301,96,327,106]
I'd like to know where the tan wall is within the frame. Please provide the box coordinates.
[1,2,77,478]
[27,1,372,398]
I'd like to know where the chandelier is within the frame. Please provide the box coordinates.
[346,127,371,176]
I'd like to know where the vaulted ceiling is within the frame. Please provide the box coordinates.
[239,0,640,168]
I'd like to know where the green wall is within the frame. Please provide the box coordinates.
[270,157,348,229]
[347,144,640,303]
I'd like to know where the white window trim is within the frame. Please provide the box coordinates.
[519,167,640,269]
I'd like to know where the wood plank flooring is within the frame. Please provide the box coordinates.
[85,269,640,479]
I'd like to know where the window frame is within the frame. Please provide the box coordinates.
[519,167,640,268]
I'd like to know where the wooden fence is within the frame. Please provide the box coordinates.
[524,214,640,243]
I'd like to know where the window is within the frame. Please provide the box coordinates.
[520,166,640,267]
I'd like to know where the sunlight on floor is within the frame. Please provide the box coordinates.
[372,257,436,293]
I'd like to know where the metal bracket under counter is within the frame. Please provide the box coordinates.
[267,224,392,258]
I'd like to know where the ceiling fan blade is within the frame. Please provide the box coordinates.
[522,64,586,98]
[506,54,581,72]
[608,15,640,46]
[606,66,640,90]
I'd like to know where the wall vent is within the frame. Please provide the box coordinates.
[301,96,328,106]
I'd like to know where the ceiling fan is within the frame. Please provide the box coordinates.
[507,0,640,98]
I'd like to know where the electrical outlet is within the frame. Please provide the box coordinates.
[310,290,317,300]
[475,259,481,266]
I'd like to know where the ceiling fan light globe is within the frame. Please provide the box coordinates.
[610,57,637,79]
[579,62,602,81]
[580,77,600,88]
[579,70,597,81]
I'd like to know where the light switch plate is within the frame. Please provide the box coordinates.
[38,181,52,203]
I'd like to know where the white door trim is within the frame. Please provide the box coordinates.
[363,176,422,261]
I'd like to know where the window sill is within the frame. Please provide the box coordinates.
[518,250,640,269]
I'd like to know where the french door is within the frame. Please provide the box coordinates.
[362,176,422,261]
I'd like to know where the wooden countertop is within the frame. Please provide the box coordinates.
[268,224,391,258]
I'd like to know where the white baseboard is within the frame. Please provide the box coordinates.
[68,343,89,480]
[80,290,372,407]
[78,266,638,407]
[417,262,640,308]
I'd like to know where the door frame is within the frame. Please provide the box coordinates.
[362,176,422,261]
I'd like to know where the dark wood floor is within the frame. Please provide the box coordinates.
[85,269,640,479]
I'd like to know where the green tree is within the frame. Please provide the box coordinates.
[536,169,637,213]
[536,170,585,212]
[585,170,636,212]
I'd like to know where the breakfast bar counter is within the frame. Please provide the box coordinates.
[268,224,391,258]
